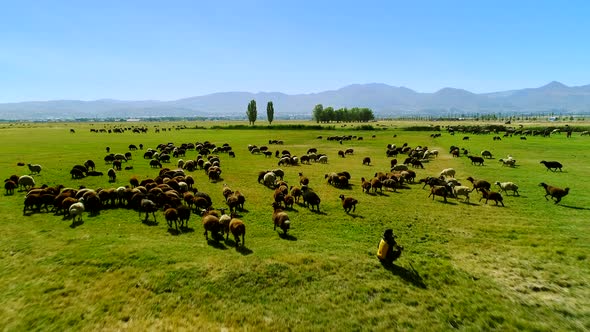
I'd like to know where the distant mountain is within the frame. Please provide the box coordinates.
[1,81,590,120]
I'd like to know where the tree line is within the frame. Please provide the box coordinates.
[312,104,375,123]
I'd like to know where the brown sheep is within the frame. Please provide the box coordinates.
[202,210,221,241]
[466,176,491,193]
[428,185,448,202]
[272,202,291,234]
[290,186,302,203]
[229,218,246,247]
[360,177,371,193]
[363,157,371,166]
[540,182,569,204]
[299,172,309,186]
[479,189,504,206]
[339,194,358,213]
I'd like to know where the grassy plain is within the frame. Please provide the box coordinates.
[0,120,589,331]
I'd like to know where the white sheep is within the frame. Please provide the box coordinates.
[452,185,472,202]
[263,172,277,188]
[18,175,36,191]
[27,164,42,174]
[69,199,85,222]
[439,168,456,178]
[494,181,519,196]
[318,155,328,164]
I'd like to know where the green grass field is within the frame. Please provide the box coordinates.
[1,121,589,331]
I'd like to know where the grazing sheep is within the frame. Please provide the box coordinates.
[150,159,162,168]
[69,199,85,222]
[495,181,519,196]
[439,168,455,178]
[202,210,221,241]
[429,186,449,202]
[140,199,158,222]
[360,177,372,193]
[290,186,303,203]
[468,156,485,166]
[84,160,96,171]
[229,218,246,247]
[272,202,291,234]
[339,194,358,213]
[107,168,116,182]
[391,164,408,172]
[5,180,17,195]
[382,179,399,192]
[479,189,504,206]
[263,172,277,188]
[27,164,42,174]
[481,150,493,159]
[318,155,328,164]
[362,157,371,166]
[284,194,294,209]
[540,160,563,172]
[539,182,569,204]
[370,177,383,193]
[466,176,491,193]
[299,172,309,186]
[338,150,345,158]
[164,206,179,231]
[301,185,321,212]
[18,175,35,191]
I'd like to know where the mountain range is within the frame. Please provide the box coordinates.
[1,81,589,120]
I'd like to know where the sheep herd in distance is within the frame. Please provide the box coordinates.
[6,122,579,244]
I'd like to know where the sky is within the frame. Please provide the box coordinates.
[1,0,589,102]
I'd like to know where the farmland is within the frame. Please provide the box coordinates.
[1,120,589,331]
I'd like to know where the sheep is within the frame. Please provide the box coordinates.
[362,157,371,166]
[140,198,158,222]
[495,181,519,196]
[540,160,563,172]
[339,194,358,213]
[481,150,493,159]
[301,185,321,212]
[107,168,116,182]
[164,206,179,231]
[27,163,42,174]
[69,199,85,223]
[466,176,491,193]
[428,186,449,202]
[382,179,399,192]
[23,194,42,214]
[539,182,569,204]
[498,158,516,167]
[283,194,294,209]
[318,155,328,164]
[391,164,408,172]
[202,210,221,241]
[18,175,35,191]
[370,178,383,193]
[299,172,309,186]
[272,202,291,234]
[219,212,232,238]
[229,218,246,247]
[479,189,504,206]
[360,177,372,193]
[468,156,485,166]
[263,172,277,188]
[452,185,472,202]
[150,159,162,168]
[439,168,455,178]
[290,186,303,203]
[4,180,17,195]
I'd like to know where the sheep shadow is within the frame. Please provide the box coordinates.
[180,226,195,233]
[381,261,427,289]
[558,204,590,211]
[207,238,228,249]
[141,219,159,226]
[308,210,327,215]
[279,232,298,241]
[167,228,181,236]
[69,220,84,228]
[236,246,253,256]
[459,201,479,206]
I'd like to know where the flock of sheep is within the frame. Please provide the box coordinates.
[5,127,576,249]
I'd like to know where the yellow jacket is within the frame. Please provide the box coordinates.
[377,239,389,260]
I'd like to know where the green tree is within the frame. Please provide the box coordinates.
[246,100,257,125]
[313,104,324,123]
[266,101,274,124]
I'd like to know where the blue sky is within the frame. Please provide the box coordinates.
[1,1,589,102]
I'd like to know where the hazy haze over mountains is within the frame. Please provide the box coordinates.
[1,81,589,120]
